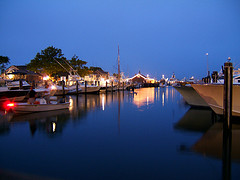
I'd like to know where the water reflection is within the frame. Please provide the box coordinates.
[175,106,240,180]
[0,88,183,137]
[174,107,214,132]
[0,87,240,179]
[192,123,240,161]
[132,88,155,107]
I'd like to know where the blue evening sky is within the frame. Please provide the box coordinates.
[0,0,240,80]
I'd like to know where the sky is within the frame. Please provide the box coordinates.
[0,0,240,80]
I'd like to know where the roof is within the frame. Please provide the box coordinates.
[6,65,40,75]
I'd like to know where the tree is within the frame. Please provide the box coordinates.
[69,55,89,76]
[27,46,67,76]
[0,56,10,74]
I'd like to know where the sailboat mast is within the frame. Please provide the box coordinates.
[118,45,120,87]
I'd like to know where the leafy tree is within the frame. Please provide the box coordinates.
[89,66,103,72]
[69,55,89,76]
[27,46,67,76]
[0,56,10,74]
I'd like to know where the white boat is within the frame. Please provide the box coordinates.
[7,80,31,90]
[6,99,70,113]
[79,85,101,93]
[67,86,83,94]
[173,84,208,107]
[192,84,240,116]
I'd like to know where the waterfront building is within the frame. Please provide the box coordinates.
[126,71,158,87]
[4,65,42,83]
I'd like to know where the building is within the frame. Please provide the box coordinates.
[4,65,42,83]
[127,71,158,87]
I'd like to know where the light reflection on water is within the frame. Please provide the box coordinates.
[0,87,240,180]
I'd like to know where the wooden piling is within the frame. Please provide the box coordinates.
[85,81,87,94]
[111,81,113,92]
[223,60,233,131]
[19,80,23,89]
[62,80,65,96]
[76,80,79,94]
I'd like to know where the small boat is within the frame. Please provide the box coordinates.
[5,97,70,113]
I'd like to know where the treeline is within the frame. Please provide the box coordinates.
[1,46,104,77]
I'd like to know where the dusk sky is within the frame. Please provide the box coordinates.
[1,0,240,80]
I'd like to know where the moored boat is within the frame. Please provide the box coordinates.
[192,84,240,116]
[173,84,208,107]
[5,99,70,113]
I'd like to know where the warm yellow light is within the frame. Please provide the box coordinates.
[8,74,14,79]
[43,76,50,81]
[52,122,56,132]
[51,85,57,90]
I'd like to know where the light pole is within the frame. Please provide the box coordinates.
[206,53,209,76]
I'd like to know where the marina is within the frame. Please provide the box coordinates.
[0,87,240,179]
[1,1,240,179]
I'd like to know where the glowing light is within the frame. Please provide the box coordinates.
[51,85,57,90]
[7,103,15,107]
[43,76,50,81]
[162,92,165,106]
[69,98,73,111]
[3,101,16,110]
[52,122,56,132]
[102,95,105,111]
[8,74,14,79]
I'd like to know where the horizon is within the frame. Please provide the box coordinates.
[1,0,240,80]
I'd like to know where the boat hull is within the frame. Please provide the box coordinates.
[80,86,101,93]
[192,84,240,116]
[12,102,70,113]
[174,85,208,107]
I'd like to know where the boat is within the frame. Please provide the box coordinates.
[0,86,29,102]
[80,85,101,93]
[7,80,31,90]
[192,84,240,116]
[5,97,70,113]
[173,84,208,107]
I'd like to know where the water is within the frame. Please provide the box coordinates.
[0,87,240,180]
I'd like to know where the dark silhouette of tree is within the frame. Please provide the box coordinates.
[27,46,67,76]
[0,56,10,74]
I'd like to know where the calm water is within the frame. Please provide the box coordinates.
[0,87,240,180]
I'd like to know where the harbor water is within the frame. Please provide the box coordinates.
[0,87,240,179]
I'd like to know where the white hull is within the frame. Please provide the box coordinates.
[12,102,70,113]
[192,84,240,116]
[174,85,208,107]
[80,86,101,93]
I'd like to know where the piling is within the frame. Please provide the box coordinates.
[212,71,218,83]
[223,59,233,131]
[76,80,79,94]
[62,80,65,96]
[122,82,124,91]
[111,82,113,92]
[85,81,87,94]
[19,80,23,89]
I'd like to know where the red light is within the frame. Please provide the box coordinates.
[7,103,15,107]
[3,101,15,110]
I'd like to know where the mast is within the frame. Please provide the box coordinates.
[118,44,120,88]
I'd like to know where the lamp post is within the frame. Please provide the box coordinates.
[206,53,209,76]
